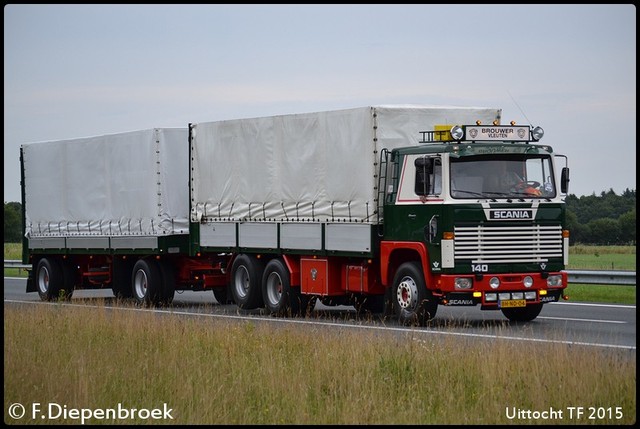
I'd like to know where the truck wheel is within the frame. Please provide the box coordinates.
[501,303,543,322]
[132,259,163,307]
[391,261,437,326]
[353,294,385,316]
[36,257,64,301]
[230,254,264,310]
[262,258,308,316]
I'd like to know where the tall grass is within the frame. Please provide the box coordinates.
[4,243,21,260]
[4,304,636,425]
[570,245,636,254]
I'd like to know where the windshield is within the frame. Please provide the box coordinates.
[450,154,556,199]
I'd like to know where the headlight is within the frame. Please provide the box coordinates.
[489,277,500,289]
[485,293,497,302]
[523,276,534,288]
[547,275,563,287]
[455,278,472,290]
[532,126,544,141]
[450,125,464,140]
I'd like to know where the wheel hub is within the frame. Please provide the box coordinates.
[265,272,283,306]
[38,267,50,294]
[397,276,418,309]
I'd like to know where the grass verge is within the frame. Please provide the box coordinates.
[4,304,636,425]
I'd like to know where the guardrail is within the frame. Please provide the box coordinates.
[567,270,636,286]
[4,259,31,275]
[3,260,636,286]
[5,260,31,269]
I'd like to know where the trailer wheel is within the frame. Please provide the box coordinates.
[112,258,134,299]
[132,259,163,307]
[36,258,65,301]
[60,259,75,299]
[391,261,437,326]
[262,258,308,316]
[213,287,234,305]
[230,254,264,310]
[159,261,176,306]
[501,303,543,322]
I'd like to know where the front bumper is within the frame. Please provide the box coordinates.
[440,289,564,309]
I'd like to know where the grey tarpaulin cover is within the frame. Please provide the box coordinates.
[22,128,189,238]
[190,105,501,224]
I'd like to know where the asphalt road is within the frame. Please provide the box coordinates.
[4,276,636,351]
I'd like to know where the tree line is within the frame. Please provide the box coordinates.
[565,188,636,245]
[4,188,637,245]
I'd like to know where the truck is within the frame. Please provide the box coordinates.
[21,105,570,325]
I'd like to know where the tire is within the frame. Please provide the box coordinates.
[112,258,134,299]
[131,259,163,307]
[158,260,176,306]
[213,287,234,305]
[35,257,64,301]
[391,261,438,326]
[382,286,395,317]
[501,303,543,322]
[353,293,385,316]
[60,259,75,300]
[262,258,308,317]
[230,254,265,310]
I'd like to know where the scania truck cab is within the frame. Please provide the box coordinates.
[381,122,570,324]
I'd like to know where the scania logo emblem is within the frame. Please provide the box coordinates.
[489,209,533,220]
[517,129,526,138]
[469,129,478,138]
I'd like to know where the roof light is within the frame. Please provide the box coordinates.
[450,125,464,140]
[532,126,544,141]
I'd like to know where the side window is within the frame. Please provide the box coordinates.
[432,161,442,194]
[415,157,441,196]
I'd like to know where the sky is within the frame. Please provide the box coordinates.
[3,4,636,203]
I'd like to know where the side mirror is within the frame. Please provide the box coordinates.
[560,167,570,194]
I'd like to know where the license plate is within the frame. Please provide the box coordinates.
[500,299,526,308]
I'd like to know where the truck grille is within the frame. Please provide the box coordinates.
[454,225,563,264]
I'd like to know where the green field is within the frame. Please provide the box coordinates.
[568,244,636,271]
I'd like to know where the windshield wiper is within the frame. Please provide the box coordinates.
[453,190,496,201]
